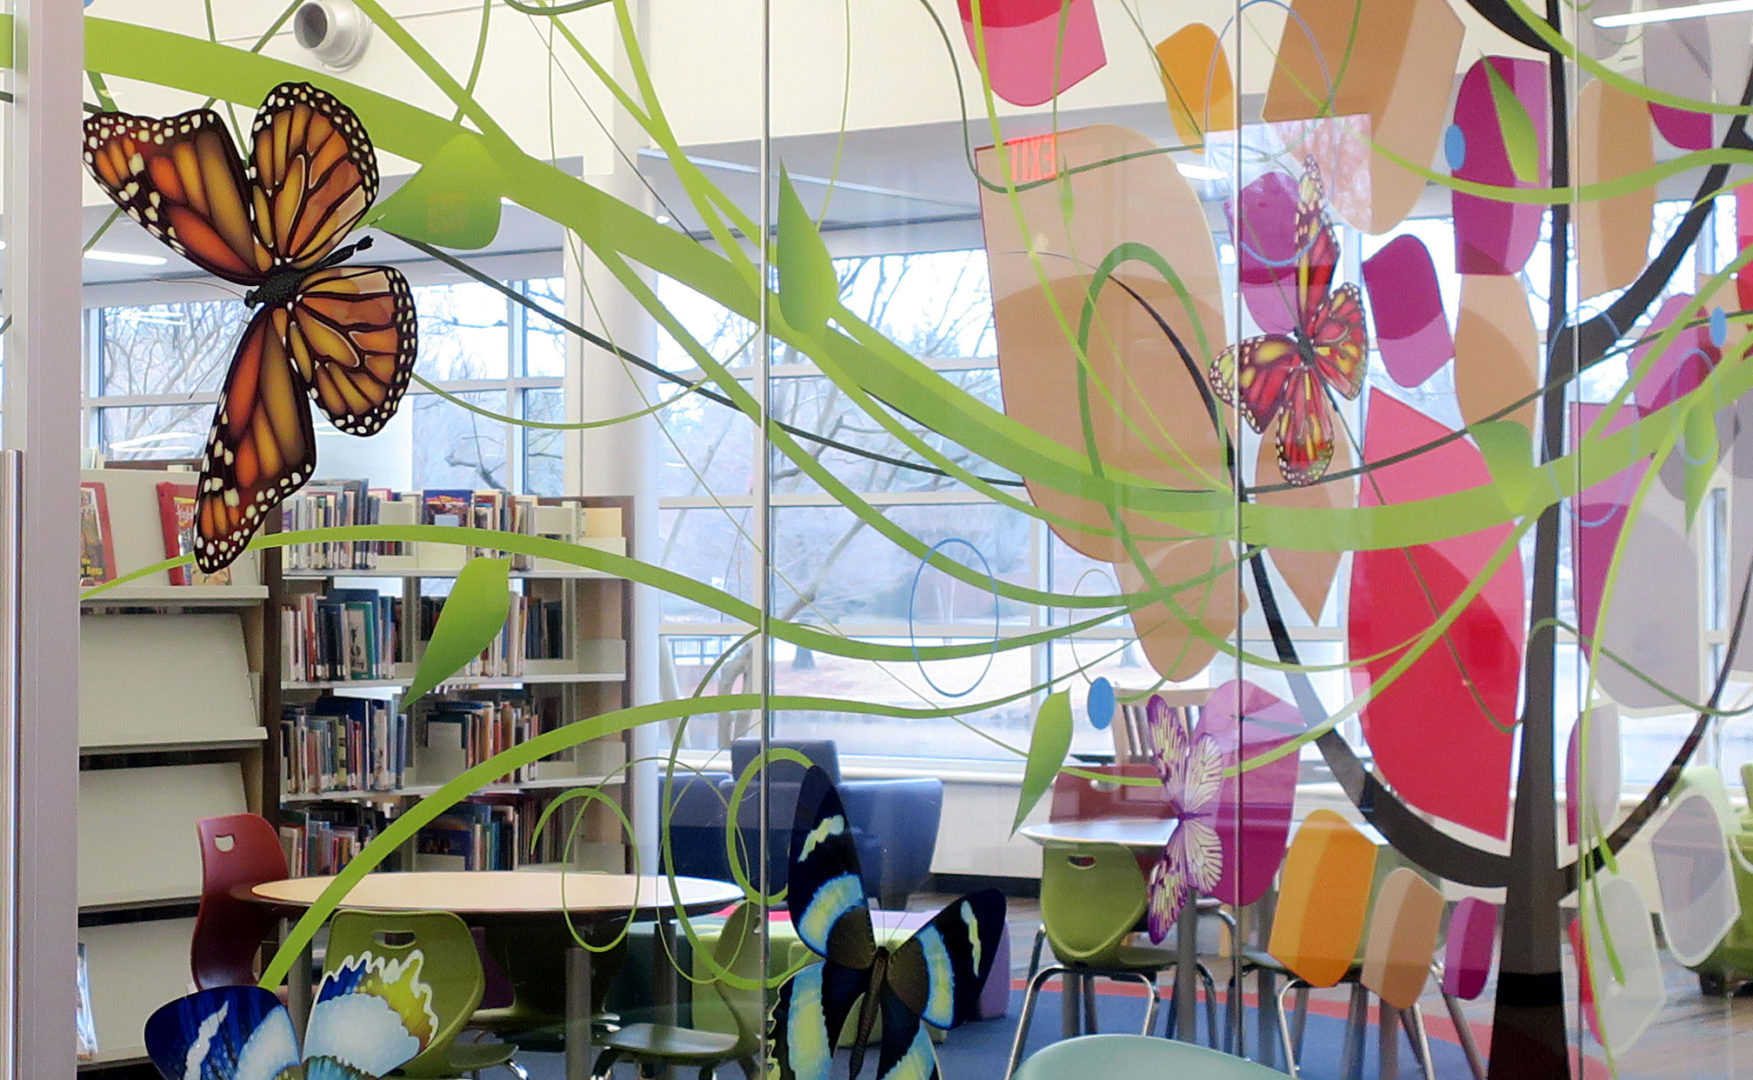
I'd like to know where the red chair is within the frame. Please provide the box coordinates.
[192,814,288,989]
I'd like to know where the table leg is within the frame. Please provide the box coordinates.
[1340,984,1368,1080]
[655,916,680,1027]
[1061,971,1079,1038]
[284,918,313,1035]
[1175,896,1197,1042]
[566,943,594,1080]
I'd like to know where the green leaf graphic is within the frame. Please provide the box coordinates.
[777,166,838,330]
[404,556,512,705]
[1683,403,1719,527]
[1013,690,1073,833]
[371,133,506,249]
[1483,59,1539,185]
[1474,420,1534,514]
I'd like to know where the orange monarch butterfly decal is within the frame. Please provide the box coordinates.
[84,82,416,573]
[1210,157,1368,486]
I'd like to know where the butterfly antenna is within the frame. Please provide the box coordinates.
[320,235,374,269]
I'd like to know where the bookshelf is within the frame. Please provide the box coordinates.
[272,493,635,877]
[77,466,272,1070]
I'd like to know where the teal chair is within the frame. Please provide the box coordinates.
[590,902,763,1079]
[1670,766,1753,995]
[324,909,524,1079]
[1013,1034,1287,1079]
[1005,844,1218,1080]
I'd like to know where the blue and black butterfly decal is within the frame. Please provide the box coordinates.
[143,949,437,1080]
[770,765,1006,1080]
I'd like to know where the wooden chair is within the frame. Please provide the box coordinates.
[192,814,288,989]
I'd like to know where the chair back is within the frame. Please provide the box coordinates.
[730,738,839,784]
[1048,764,1167,823]
[1360,868,1445,1009]
[323,909,482,1078]
[1039,843,1146,966]
[710,902,764,1055]
[1267,810,1378,988]
[191,814,289,989]
[1014,1034,1286,1078]
[1442,897,1497,1001]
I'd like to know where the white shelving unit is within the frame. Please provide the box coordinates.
[276,494,635,873]
[77,467,269,1070]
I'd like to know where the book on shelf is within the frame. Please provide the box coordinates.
[283,481,421,571]
[75,942,97,1062]
[415,593,566,679]
[156,482,234,586]
[279,804,389,876]
[281,697,410,795]
[283,589,405,683]
[416,695,560,785]
[78,481,117,588]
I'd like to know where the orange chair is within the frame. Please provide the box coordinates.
[191,814,289,989]
[1245,810,1378,1076]
[1356,869,1445,1080]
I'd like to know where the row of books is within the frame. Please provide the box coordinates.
[278,796,589,876]
[79,478,238,588]
[419,696,565,785]
[283,590,406,683]
[283,485,591,571]
[415,594,567,679]
[281,697,411,794]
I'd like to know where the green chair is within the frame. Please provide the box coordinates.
[1013,1034,1286,1079]
[590,902,763,1079]
[1671,766,1753,995]
[1004,844,1217,1080]
[324,909,524,1079]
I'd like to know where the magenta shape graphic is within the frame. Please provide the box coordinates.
[1442,897,1498,1001]
[1650,102,1713,150]
[1348,392,1522,839]
[1362,235,1453,388]
[1570,402,1647,668]
[1231,170,1302,336]
[1195,680,1304,907]
[1631,294,1721,415]
[957,0,1106,107]
[1452,57,1549,275]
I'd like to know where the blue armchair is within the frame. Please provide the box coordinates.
[658,739,943,910]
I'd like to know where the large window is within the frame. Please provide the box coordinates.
[84,276,567,496]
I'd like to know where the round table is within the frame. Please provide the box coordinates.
[250,871,744,1080]
[1019,818,1175,851]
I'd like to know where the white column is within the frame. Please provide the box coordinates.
[3,0,84,1074]
[566,0,661,873]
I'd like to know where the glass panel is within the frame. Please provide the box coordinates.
[410,391,507,489]
[521,388,563,496]
[415,281,511,381]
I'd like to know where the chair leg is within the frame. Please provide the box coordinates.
[1275,980,1304,1079]
[739,1057,761,1080]
[1027,927,1046,982]
[499,1061,529,1080]
[1443,989,1487,1080]
[591,1047,621,1080]
[1292,984,1310,1058]
[1005,965,1065,1080]
[699,1066,716,1080]
[1408,1004,1438,1080]
[1083,975,1098,1033]
[1113,971,1159,1036]
[1196,962,1219,1049]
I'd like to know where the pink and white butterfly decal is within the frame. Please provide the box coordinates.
[1144,693,1225,942]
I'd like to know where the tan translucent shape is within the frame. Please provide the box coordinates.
[1360,868,1445,1009]
[978,125,1228,563]
[1261,0,1463,234]
[1257,433,1350,621]
[1156,24,1235,149]
[1113,537,1243,683]
[1455,274,1539,431]
[1577,79,1654,300]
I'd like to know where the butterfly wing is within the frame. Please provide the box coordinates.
[769,960,871,1080]
[1272,367,1339,486]
[771,766,878,1078]
[1307,282,1368,401]
[1209,335,1300,436]
[193,308,317,573]
[291,265,418,436]
[874,986,939,1080]
[248,82,380,269]
[143,986,302,1080]
[1294,157,1339,322]
[301,950,439,1079]
[886,888,1007,1032]
[83,108,270,285]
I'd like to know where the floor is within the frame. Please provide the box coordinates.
[509,894,1753,1079]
